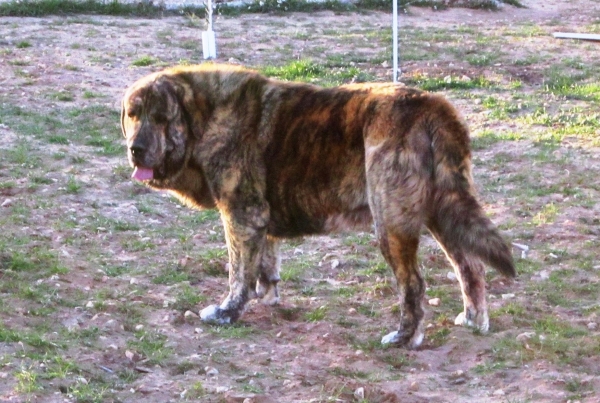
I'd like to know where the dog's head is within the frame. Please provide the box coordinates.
[121,73,193,184]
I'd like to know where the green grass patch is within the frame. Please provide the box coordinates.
[0,0,162,17]
[262,60,374,87]
[304,305,327,322]
[172,284,206,311]
[127,330,171,365]
[131,55,159,67]
[406,74,494,92]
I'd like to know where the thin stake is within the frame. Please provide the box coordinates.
[392,0,399,82]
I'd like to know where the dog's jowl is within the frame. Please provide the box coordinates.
[121,64,515,348]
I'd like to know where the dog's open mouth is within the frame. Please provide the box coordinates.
[132,166,154,181]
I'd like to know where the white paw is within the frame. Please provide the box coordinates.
[261,287,280,306]
[200,305,231,325]
[381,330,400,345]
[454,311,489,333]
[380,330,424,349]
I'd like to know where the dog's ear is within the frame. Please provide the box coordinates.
[120,97,127,138]
[169,77,213,140]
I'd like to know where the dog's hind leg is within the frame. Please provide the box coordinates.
[426,196,493,333]
[428,222,489,332]
[365,143,429,349]
[256,236,281,305]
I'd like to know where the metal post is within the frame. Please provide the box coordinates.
[392,0,399,82]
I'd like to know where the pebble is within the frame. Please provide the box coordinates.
[501,293,515,300]
[587,322,598,331]
[354,387,365,400]
[448,369,467,384]
[184,310,199,321]
[446,272,457,281]
[215,386,229,393]
[205,367,219,377]
[428,298,441,306]
[493,389,505,396]
[1,198,12,207]
[408,381,419,392]
[516,332,535,342]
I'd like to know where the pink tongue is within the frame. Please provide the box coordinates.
[132,167,154,181]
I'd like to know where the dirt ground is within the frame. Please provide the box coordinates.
[1,0,600,402]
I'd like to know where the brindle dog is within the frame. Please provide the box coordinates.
[121,64,515,348]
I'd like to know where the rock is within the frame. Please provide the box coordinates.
[587,322,598,331]
[448,369,468,384]
[205,367,219,377]
[493,389,505,396]
[134,324,144,331]
[516,332,535,342]
[446,272,457,281]
[501,293,515,300]
[408,381,419,392]
[184,310,199,321]
[428,298,441,306]
[354,387,365,400]
[215,386,229,393]
[1,199,12,207]
[331,259,340,269]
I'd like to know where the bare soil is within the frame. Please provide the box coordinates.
[1,0,600,402]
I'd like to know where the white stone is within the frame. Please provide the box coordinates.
[428,298,441,306]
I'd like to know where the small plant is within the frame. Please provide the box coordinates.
[304,305,327,322]
[172,284,206,311]
[65,176,82,194]
[15,366,41,394]
[131,55,158,67]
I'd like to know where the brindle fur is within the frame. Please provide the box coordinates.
[121,64,515,348]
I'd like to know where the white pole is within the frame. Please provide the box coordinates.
[202,0,217,59]
[207,0,212,30]
[392,0,399,82]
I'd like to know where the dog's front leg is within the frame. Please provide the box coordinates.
[200,204,269,325]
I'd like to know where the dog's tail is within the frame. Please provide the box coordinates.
[425,97,516,278]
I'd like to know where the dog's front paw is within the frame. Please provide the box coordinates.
[381,329,424,349]
[200,305,232,325]
[454,310,489,333]
[256,282,280,306]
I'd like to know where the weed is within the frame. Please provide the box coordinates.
[208,324,254,338]
[131,55,158,67]
[127,330,171,365]
[172,284,206,311]
[304,305,328,322]
[185,381,206,400]
[15,366,41,394]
